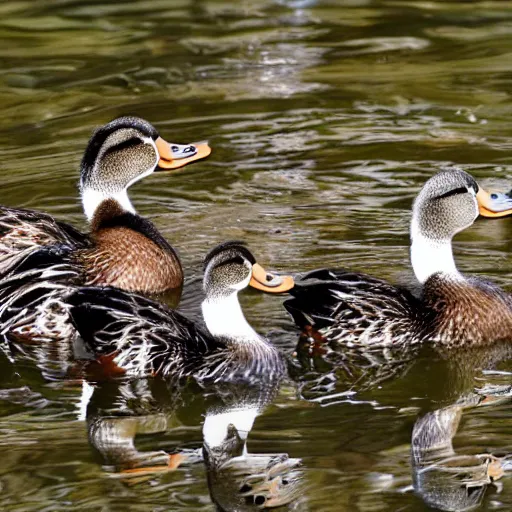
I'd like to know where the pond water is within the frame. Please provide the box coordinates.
[1,0,512,510]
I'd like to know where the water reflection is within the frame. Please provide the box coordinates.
[85,374,303,510]
[410,345,512,511]
[412,402,505,512]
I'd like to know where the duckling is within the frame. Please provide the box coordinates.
[285,169,512,348]
[0,116,211,293]
[0,242,293,379]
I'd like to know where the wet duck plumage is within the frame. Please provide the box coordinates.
[285,169,512,348]
[0,116,211,294]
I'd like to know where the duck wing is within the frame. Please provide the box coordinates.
[284,268,425,346]
[67,287,222,379]
[0,206,89,261]
[0,245,82,358]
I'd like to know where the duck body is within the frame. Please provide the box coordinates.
[66,242,292,382]
[285,169,512,348]
[0,116,211,294]
[0,199,182,294]
[286,269,512,348]
[68,287,285,383]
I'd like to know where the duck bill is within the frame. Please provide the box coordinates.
[477,188,512,218]
[249,263,294,293]
[155,137,211,170]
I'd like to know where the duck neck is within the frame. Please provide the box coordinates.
[201,292,262,344]
[410,231,461,284]
[81,187,135,223]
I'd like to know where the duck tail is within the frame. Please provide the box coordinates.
[0,206,89,262]
[0,245,80,359]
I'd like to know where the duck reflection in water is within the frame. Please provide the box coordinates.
[412,401,506,512]
[202,383,303,510]
[410,344,512,512]
[85,375,303,510]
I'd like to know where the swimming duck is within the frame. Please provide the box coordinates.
[67,241,293,381]
[0,116,211,294]
[1,241,293,379]
[285,169,512,348]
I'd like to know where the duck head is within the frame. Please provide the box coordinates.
[80,116,211,221]
[201,241,294,342]
[410,168,512,283]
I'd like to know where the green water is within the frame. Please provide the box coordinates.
[1,0,512,510]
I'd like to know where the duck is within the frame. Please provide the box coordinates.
[0,241,294,379]
[68,241,293,382]
[0,116,211,294]
[284,168,512,348]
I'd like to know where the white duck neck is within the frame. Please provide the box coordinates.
[81,188,135,222]
[410,228,461,284]
[201,292,261,343]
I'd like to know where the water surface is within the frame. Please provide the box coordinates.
[1,0,512,510]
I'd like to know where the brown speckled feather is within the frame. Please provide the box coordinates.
[77,198,183,293]
[79,225,182,293]
[422,275,512,347]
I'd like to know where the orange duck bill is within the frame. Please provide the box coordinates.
[477,188,512,218]
[249,263,294,293]
[155,137,211,170]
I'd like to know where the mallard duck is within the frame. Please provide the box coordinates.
[285,169,512,348]
[1,241,293,378]
[0,116,211,293]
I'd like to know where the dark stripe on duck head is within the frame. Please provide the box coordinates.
[102,137,143,157]
[436,186,469,200]
[203,241,256,271]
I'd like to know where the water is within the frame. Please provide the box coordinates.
[1,0,512,510]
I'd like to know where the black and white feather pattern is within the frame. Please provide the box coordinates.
[68,288,285,383]
[0,245,83,365]
[285,268,426,347]
[0,206,89,263]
